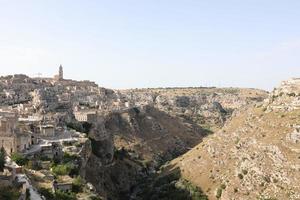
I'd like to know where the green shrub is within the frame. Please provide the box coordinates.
[72,176,84,193]
[220,184,226,189]
[54,190,76,200]
[216,188,222,199]
[11,153,28,166]
[238,173,244,180]
[0,186,21,200]
[242,169,248,175]
[263,176,271,183]
[38,187,54,199]
[63,153,79,163]
[52,163,73,176]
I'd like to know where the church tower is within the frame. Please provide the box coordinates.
[59,65,63,80]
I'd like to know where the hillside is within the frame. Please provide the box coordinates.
[0,74,269,200]
[80,88,268,200]
[162,79,300,200]
[119,87,268,131]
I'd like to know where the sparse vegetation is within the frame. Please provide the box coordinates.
[52,163,74,176]
[72,176,84,193]
[55,190,77,200]
[39,187,77,200]
[238,173,244,180]
[216,188,222,199]
[0,186,21,200]
[11,153,28,166]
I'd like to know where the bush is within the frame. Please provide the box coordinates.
[0,186,21,200]
[238,173,244,180]
[54,190,76,200]
[39,187,54,199]
[263,176,271,183]
[11,153,28,166]
[220,184,226,190]
[52,163,73,176]
[63,153,79,163]
[216,188,222,199]
[72,176,84,193]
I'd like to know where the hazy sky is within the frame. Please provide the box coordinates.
[0,1,299,91]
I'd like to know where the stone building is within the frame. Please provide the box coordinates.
[74,110,97,122]
[40,124,55,137]
[0,112,32,155]
[40,143,63,160]
[52,180,72,193]
[54,65,64,81]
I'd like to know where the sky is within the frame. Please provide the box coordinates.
[0,0,300,91]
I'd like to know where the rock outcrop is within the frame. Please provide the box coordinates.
[119,88,268,130]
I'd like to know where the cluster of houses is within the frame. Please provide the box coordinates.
[0,66,135,198]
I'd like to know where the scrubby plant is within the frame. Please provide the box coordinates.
[0,186,21,200]
[216,188,222,199]
[54,190,76,200]
[52,163,73,176]
[238,173,244,179]
[72,176,84,193]
[242,169,248,175]
[11,153,28,166]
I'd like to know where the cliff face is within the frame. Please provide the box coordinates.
[80,140,144,200]
[80,106,208,199]
[164,80,300,200]
[119,88,268,130]
[79,88,268,200]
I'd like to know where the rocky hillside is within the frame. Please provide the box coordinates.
[80,105,209,199]
[119,87,268,130]
[0,74,270,200]
[79,88,268,200]
[162,79,300,200]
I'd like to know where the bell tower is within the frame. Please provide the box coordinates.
[59,65,63,80]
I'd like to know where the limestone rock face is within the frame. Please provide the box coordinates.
[119,88,268,129]
[80,105,209,199]
[31,88,59,112]
[165,80,300,200]
[80,116,145,200]
[265,78,300,111]
[286,128,300,143]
